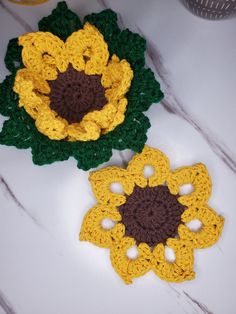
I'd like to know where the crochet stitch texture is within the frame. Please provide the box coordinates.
[0,1,163,170]
[80,146,224,284]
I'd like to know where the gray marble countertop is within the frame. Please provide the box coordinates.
[0,0,235,313]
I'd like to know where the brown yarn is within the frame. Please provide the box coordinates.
[118,185,185,247]
[49,65,107,124]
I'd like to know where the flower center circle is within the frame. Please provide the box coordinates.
[118,185,186,248]
[48,65,107,124]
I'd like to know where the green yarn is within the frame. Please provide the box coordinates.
[126,67,163,113]
[110,30,146,68]
[71,139,112,171]
[106,112,151,152]
[0,75,19,117]
[4,38,23,74]
[31,138,72,166]
[84,9,121,47]
[0,110,34,149]
[38,1,82,41]
[0,1,164,171]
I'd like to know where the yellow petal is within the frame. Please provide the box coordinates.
[152,239,195,283]
[19,32,68,80]
[89,167,135,206]
[178,205,224,248]
[67,120,101,141]
[103,98,128,133]
[66,23,109,75]
[102,55,133,102]
[83,103,117,129]
[110,237,152,284]
[14,68,50,94]
[68,98,127,141]
[127,146,170,188]
[167,163,212,206]
[13,70,49,119]
[79,205,125,248]
[35,107,68,140]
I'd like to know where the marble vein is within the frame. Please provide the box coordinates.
[0,289,16,314]
[183,291,214,314]
[0,0,33,32]
[137,28,236,174]
[168,285,213,314]
[168,285,198,314]
[97,0,108,10]
[0,175,42,227]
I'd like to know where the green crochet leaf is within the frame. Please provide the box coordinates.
[0,110,35,149]
[84,9,120,47]
[127,67,164,114]
[0,75,19,117]
[31,138,71,166]
[38,1,82,41]
[106,112,150,152]
[110,29,146,68]
[71,140,113,171]
[4,38,23,74]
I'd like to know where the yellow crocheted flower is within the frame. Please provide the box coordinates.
[80,146,224,284]
[13,23,133,141]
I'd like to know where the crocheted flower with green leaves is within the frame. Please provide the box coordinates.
[0,1,163,170]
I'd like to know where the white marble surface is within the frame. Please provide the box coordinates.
[0,0,235,313]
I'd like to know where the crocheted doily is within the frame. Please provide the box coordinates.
[0,1,163,170]
[80,146,224,284]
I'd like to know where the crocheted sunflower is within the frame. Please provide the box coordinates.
[80,146,224,284]
[0,2,163,170]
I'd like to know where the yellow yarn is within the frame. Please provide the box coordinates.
[152,239,195,282]
[127,146,170,188]
[80,205,125,248]
[13,24,133,141]
[102,55,134,102]
[167,163,212,206]
[35,107,69,141]
[19,32,68,81]
[80,146,224,284]
[110,237,152,284]
[65,23,109,75]
[8,0,48,5]
[14,69,50,120]
[89,167,135,206]
[178,205,224,248]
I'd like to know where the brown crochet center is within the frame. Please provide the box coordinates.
[49,65,107,124]
[118,185,186,247]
